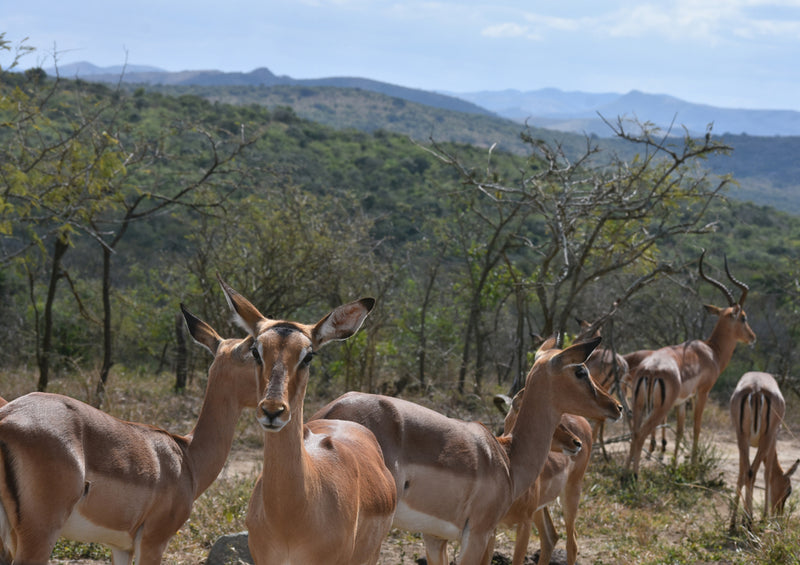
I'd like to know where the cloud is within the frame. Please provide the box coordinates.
[476,1,800,46]
[481,22,532,39]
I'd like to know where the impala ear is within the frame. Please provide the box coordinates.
[181,304,222,356]
[703,304,723,317]
[217,274,265,337]
[493,393,512,416]
[535,337,558,360]
[312,298,375,349]
[787,459,800,479]
[553,336,601,367]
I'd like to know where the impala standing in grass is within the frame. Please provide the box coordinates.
[215,280,397,565]
[626,252,756,477]
[0,280,262,565]
[311,336,622,565]
[729,371,799,531]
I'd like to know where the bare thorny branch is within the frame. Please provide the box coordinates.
[424,118,732,337]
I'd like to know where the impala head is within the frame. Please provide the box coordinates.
[529,336,623,422]
[699,250,757,345]
[499,388,583,455]
[181,303,263,410]
[217,275,375,433]
[771,458,800,517]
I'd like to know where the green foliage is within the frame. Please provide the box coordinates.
[2,43,800,399]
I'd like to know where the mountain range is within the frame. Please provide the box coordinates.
[49,62,800,138]
[451,88,800,138]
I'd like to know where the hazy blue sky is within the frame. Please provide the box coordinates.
[4,0,800,110]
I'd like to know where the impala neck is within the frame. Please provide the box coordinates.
[260,400,313,509]
[705,321,739,374]
[184,372,245,498]
[506,374,561,501]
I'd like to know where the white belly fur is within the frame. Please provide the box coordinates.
[60,509,133,551]
[392,500,462,541]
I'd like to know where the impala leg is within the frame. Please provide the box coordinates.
[510,520,532,565]
[111,548,134,565]
[730,440,750,532]
[562,476,584,565]
[746,445,769,528]
[534,507,558,565]
[672,403,686,467]
[691,390,710,464]
[422,534,449,565]
[132,528,173,565]
[597,420,609,461]
[457,529,495,565]
[479,530,496,565]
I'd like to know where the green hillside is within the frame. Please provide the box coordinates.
[2,64,799,404]
[141,82,800,215]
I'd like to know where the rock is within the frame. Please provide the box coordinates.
[531,547,570,564]
[206,531,253,565]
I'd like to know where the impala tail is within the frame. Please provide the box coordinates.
[632,367,669,426]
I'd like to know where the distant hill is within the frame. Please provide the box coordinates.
[47,62,494,118]
[44,62,800,214]
[51,62,166,77]
[449,88,800,138]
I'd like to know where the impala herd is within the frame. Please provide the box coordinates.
[0,253,796,565]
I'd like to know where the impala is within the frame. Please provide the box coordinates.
[310,336,622,565]
[0,286,262,565]
[729,371,799,531]
[488,389,593,565]
[216,280,396,565]
[625,252,756,477]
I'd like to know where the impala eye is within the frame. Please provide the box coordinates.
[301,351,315,366]
[575,366,589,379]
[250,345,262,365]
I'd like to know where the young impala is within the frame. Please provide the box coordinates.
[625,252,757,477]
[488,389,593,565]
[729,371,799,531]
[310,336,622,565]
[0,282,261,565]
[215,280,396,565]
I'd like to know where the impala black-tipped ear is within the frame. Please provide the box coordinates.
[493,393,512,415]
[181,303,222,355]
[553,336,601,367]
[216,273,265,336]
[312,297,376,349]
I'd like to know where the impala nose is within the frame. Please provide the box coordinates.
[258,400,290,430]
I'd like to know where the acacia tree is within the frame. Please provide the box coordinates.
[429,119,733,393]
[88,122,255,402]
[1,39,257,398]
[1,40,132,390]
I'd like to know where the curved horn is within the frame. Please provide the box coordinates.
[723,255,749,307]
[698,250,735,306]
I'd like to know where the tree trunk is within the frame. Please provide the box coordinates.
[95,245,113,405]
[37,236,69,392]
[174,312,187,392]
